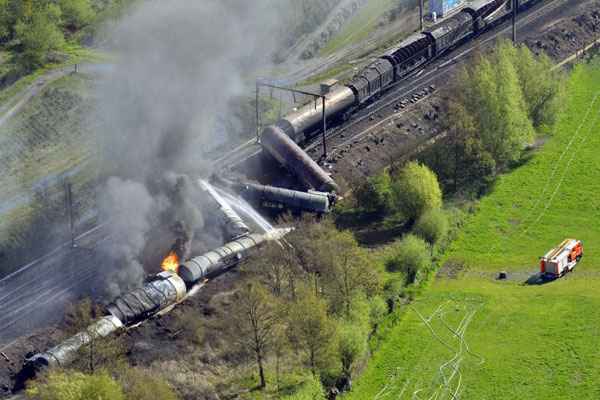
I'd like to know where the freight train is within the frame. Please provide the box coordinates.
[24,228,293,370]
[261,0,539,193]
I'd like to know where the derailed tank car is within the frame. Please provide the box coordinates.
[106,271,187,325]
[261,125,338,193]
[229,180,332,214]
[178,229,292,285]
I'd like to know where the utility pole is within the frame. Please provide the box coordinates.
[512,0,517,43]
[321,97,327,158]
[255,82,261,142]
[64,180,75,248]
[255,80,328,158]
[419,0,424,31]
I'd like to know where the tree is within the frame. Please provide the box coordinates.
[414,209,449,250]
[319,230,380,317]
[243,242,299,298]
[338,323,366,378]
[354,171,393,214]
[0,0,11,41]
[512,43,563,130]
[288,290,338,375]
[121,368,179,400]
[457,42,535,169]
[386,234,431,285]
[59,0,94,30]
[369,295,388,328]
[14,4,64,70]
[232,281,279,389]
[391,162,442,222]
[26,370,125,400]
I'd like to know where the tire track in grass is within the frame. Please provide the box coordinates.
[409,302,484,400]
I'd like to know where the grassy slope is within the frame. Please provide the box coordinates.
[320,0,398,57]
[346,62,600,399]
[0,73,98,255]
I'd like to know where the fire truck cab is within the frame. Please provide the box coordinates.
[540,239,583,278]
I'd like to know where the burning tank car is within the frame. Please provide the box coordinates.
[260,0,539,192]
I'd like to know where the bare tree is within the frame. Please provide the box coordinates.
[231,281,279,389]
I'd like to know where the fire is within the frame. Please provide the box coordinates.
[161,251,179,273]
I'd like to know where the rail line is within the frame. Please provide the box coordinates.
[211,0,569,171]
[304,0,568,155]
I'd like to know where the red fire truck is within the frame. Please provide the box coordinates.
[540,239,583,278]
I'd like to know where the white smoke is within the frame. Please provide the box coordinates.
[96,0,283,293]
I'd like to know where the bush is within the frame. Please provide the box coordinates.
[121,368,179,400]
[369,295,388,327]
[14,4,64,70]
[414,209,449,248]
[173,309,204,345]
[281,374,326,400]
[391,162,442,222]
[338,322,367,377]
[385,234,431,285]
[59,0,94,30]
[354,171,393,214]
[26,370,125,400]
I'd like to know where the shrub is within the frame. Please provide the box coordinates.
[354,171,393,214]
[414,209,449,248]
[281,374,326,400]
[385,234,431,285]
[391,162,442,222]
[26,370,125,400]
[369,295,388,327]
[122,368,179,400]
[59,0,94,30]
[338,322,367,377]
[14,4,64,70]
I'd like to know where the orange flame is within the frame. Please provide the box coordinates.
[161,251,179,273]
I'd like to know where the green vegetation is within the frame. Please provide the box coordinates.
[414,209,449,249]
[26,370,125,400]
[421,41,564,195]
[392,162,442,222]
[121,368,180,400]
[345,60,600,399]
[385,234,431,285]
[0,73,98,275]
[26,367,180,400]
[0,0,130,89]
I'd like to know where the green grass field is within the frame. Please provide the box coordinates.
[345,62,600,399]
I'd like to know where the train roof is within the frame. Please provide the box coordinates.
[425,11,472,40]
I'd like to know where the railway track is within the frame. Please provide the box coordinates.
[210,0,571,171]
[304,0,569,155]
[0,0,591,356]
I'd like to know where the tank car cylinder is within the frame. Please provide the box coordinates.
[26,315,123,369]
[234,181,331,213]
[261,125,338,193]
[106,271,187,326]
[178,228,293,285]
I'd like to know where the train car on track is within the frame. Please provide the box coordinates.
[260,0,542,193]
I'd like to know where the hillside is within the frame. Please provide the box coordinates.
[346,61,600,399]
